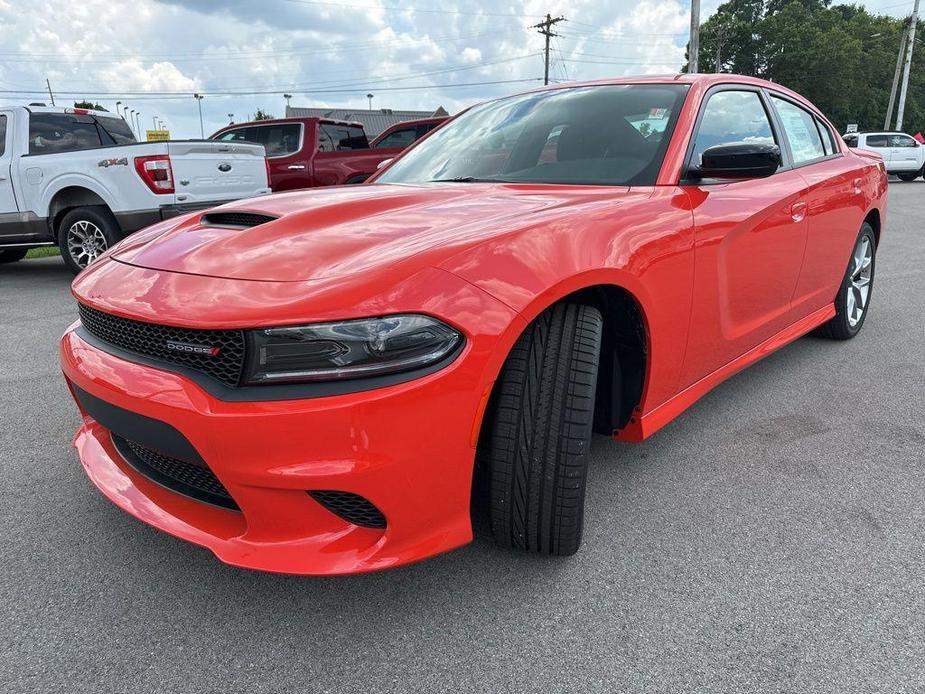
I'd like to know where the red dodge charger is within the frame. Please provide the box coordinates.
[61,75,887,574]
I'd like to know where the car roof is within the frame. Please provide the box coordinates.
[215,116,364,130]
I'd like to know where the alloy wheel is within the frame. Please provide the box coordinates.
[846,234,873,327]
[67,220,108,269]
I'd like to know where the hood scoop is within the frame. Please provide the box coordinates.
[200,211,277,229]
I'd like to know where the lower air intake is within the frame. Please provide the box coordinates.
[308,491,386,529]
[112,435,239,511]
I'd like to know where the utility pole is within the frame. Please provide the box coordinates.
[193,93,204,138]
[689,0,701,73]
[46,78,55,106]
[531,13,566,85]
[885,32,907,129]
[896,0,920,131]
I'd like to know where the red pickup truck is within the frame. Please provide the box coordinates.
[210,117,397,191]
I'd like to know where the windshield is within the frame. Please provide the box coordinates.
[377,84,689,186]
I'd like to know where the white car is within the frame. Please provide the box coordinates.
[0,105,271,272]
[843,130,925,181]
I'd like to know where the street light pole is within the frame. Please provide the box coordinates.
[135,111,142,138]
[116,101,123,121]
[129,109,136,136]
[228,113,234,124]
[193,93,204,138]
[367,93,374,110]
[896,0,921,131]
[283,93,292,114]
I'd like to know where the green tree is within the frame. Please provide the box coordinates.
[74,100,107,111]
[692,1,925,134]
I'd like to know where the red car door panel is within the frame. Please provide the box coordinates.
[680,169,808,388]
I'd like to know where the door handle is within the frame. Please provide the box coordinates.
[790,201,807,222]
[287,164,306,170]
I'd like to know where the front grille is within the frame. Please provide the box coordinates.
[200,212,276,228]
[78,304,246,387]
[112,434,239,510]
[309,491,386,529]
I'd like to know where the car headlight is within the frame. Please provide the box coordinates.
[244,314,463,385]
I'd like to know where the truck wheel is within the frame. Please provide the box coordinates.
[485,302,603,556]
[58,207,120,274]
[897,173,919,181]
[0,248,29,263]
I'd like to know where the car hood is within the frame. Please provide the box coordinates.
[112,183,631,282]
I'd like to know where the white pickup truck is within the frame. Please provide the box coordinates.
[0,105,271,272]
[843,130,925,181]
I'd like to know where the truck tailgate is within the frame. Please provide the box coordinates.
[166,141,270,205]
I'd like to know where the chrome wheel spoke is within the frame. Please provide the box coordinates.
[67,220,108,268]
[845,234,874,327]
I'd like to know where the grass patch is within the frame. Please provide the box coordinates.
[26,246,61,259]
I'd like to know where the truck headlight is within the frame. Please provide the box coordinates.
[244,315,462,385]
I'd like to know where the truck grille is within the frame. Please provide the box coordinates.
[78,303,246,387]
[112,434,239,510]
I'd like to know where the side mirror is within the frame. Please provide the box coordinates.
[376,158,393,170]
[691,142,781,180]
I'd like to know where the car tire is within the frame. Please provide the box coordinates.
[897,172,919,181]
[0,248,29,263]
[814,222,876,340]
[58,206,121,274]
[486,302,603,556]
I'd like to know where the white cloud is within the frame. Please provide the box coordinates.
[4,0,702,137]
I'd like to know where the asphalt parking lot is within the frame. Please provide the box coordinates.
[1,182,923,693]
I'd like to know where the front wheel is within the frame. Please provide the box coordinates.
[485,302,603,556]
[815,223,876,340]
[58,206,121,274]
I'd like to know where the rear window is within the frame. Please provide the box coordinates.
[318,124,369,151]
[374,127,417,149]
[94,116,136,145]
[29,113,102,154]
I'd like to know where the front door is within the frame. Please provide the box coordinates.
[0,111,26,243]
[679,88,809,388]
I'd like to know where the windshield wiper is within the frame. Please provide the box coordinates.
[429,176,509,183]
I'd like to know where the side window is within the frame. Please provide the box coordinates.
[691,90,775,166]
[770,96,825,164]
[217,127,255,143]
[317,125,335,152]
[0,115,6,157]
[865,135,889,148]
[889,134,918,148]
[252,124,301,156]
[374,127,416,149]
[28,113,103,154]
[815,117,837,156]
[319,124,368,151]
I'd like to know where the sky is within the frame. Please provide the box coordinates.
[1,0,916,138]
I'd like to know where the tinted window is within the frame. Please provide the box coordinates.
[771,96,825,164]
[865,134,889,148]
[890,134,918,147]
[28,113,103,154]
[319,124,368,151]
[691,90,775,166]
[377,84,689,186]
[253,124,301,156]
[94,115,136,144]
[0,115,6,157]
[374,127,416,149]
[217,127,255,143]
[843,134,858,148]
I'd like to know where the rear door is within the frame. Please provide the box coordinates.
[679,86,809,388]
[888,133,921,171]
[166,140,269,205]
[769,95,863,316]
